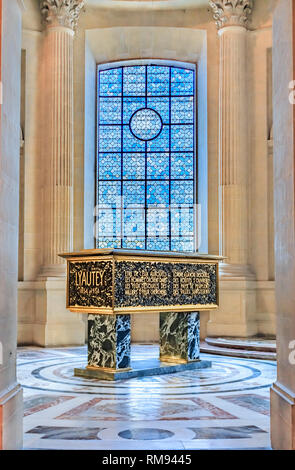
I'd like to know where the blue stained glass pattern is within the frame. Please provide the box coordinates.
[96,209,121,237]
[97,63,196,251]
[123,97,146,124]
[123,66,146,96]
[147,125,170,152]
[123,209,145,236]
[123,153,145,180]
[99,153,121,180]
[171,181,194,206]
[147,153,169,180]
[147,181,169,206]
[147,66,170,96]
[98,126,121,152]
[99,68,122,97]
[147,238,170,251]
[123,126,145,152]
[123,181,145,207]
[171,238,194,252]
[147,209,169,236]
[147,98,169,124]
[123,238,146,249]
[98,181,121,208]
[97,238,122,248]
[130,108,163,141]
[171,208,194,236]
[171,153,194,179]
[99,98,121,124]
[171,125,194,151]
[171,97,194,123]
[171,67,194,95]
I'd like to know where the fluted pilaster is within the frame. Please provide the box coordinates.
[39,0,84,276]
[209,0,253,278]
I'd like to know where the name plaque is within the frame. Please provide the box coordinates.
[60,249,221,315]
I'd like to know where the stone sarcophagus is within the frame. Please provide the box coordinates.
[60,249,222,380]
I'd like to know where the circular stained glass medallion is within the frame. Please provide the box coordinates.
[129,107,163,141]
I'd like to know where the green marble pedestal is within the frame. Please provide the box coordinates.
[74,314,131,379]
[160,312,200,363]
[74,311,210,381]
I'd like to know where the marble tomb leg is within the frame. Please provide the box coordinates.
[160,312,200,363]
[87,314,131,371]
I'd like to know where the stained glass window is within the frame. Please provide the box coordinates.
[96,63,196,252]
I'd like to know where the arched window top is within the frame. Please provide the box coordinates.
[96,61,196,252]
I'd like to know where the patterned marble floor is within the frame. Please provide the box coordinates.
[17,344,276,450]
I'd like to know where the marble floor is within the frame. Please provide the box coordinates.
[17,344,277,450]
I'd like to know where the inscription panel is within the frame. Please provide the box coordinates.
[68,260,113,309]
[114,261,217,309]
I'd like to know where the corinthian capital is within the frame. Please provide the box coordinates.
[40,0,85,30]
[209,0,253,30]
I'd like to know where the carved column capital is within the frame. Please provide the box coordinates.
[40,0,85,31]
[209,0,253,30]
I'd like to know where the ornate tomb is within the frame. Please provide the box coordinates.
[60,249,222,380]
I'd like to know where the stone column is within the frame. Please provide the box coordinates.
[39,0,84,277]
[27,0,86,346]
[209,0,253,274]
[207,0,257,337]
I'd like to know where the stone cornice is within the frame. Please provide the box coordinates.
[40,0,85,31]
[209,0,253,30]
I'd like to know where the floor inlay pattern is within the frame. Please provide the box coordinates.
[18,344,276,450]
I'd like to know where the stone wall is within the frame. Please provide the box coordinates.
[270,0,295,450]
[0,0,23,450]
